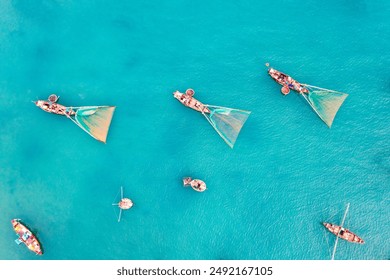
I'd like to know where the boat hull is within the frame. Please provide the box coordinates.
[35,100,75,116]
[173,90,210,113]
[183,178,207,192]
[323,222,364,244]
[267,67,308,94]
[11,219,43,255]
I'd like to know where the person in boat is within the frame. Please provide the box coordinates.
[291,81,299,90]
[65,107,75,116]
[36,100,64,115]
[286,77,294,89]
[178,93,188,104]
[193,100,204,111]
[178,92,193,108]
[53,103,67,115]
[277,74,285,84]
[40,101,50,111]
[178,90,205,112]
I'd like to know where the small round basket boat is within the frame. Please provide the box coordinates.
[185,88,195,97]
[281,86,290,95]
[48,94,59,102]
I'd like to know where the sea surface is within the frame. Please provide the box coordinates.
[0,0,389,260]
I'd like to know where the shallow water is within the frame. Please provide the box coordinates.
[0,0,389,260]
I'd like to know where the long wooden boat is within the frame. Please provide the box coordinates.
[323,222,364,244]
[173,89,210,113]
[266,64,308,95]
[11,219,43,255]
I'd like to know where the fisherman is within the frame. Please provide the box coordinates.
[178,93,190,106]
[286,77,294,89]
[41,101,50,111]
[65,107,74,117]
[51,103,67,115]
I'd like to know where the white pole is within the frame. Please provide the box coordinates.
[331,203,350,260]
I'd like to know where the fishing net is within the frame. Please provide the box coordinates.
[203,105,251,148]
[70,106,116,143]
[302,85,348,127]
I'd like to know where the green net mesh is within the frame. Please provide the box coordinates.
[203,105,251,148]
[70,106,116,143]
[302,85,348,127]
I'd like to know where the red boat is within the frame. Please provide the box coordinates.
[323,222,364,244]
[11,219,43,255]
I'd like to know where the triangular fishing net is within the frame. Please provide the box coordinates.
[70,106,116,143]
[302,85,348,127]
[203,105,251,148]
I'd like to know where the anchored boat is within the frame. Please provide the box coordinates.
[35,94,115,143]
[11,219,42,255]
[323,203,364,260]
[266,63,348,127]
[323,222,364,244]
[183,177,207,192]
[173,89,251,148]
[112,186,133,222]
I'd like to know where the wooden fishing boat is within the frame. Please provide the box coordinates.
[174,89,210,113]
[265,63,348,127]
[35,94,116,143]
[323,203,364,260]
[266,63,308,95]
[11,219,43,255]
[323,222,364,244]
[183,177,207,192]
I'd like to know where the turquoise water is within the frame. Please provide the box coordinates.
[0,0,389,260]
